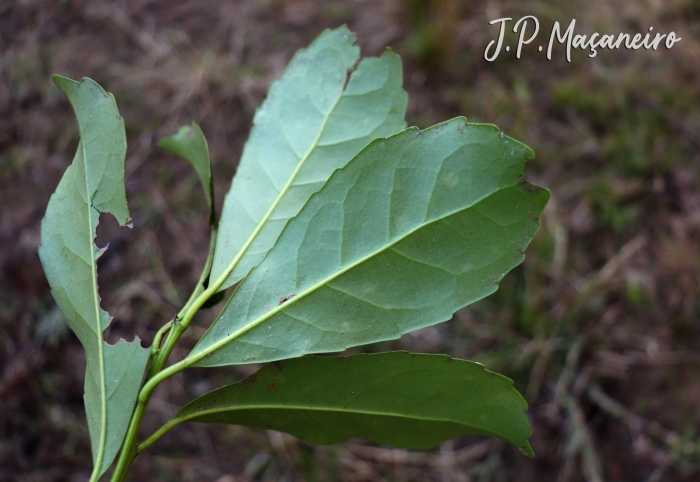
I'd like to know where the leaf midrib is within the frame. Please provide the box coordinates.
[211,66,349,292]
[80,137,108,480]
[177,403,499,428]
[189,181,513,364]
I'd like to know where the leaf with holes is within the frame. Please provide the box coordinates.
[39,28,552,480]
[38,76,149,481]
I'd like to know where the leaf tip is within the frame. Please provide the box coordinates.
[51,73,70,84]
[519,441,535,457]
[51,74,79,93]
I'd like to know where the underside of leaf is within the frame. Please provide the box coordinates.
[210,25,408,292]
[189,118,549,367]
[39,76,150,479]
[158,122,215,225]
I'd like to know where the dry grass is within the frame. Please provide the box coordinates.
[1,0,700,480]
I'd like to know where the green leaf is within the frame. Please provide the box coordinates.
[158,121,215,225]
[169,352,533,454]
[209,26,408,291]
[188,118,549,367]
[39,76,150,480]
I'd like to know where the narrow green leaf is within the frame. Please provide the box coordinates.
[158,121,215,225]
[170,352,533,454]
[210,26,408,291]
[39,76,150,479]
[189,118,549,367]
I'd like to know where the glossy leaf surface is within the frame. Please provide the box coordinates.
[171,352,533,454]
[210,26,407,291]
[189,118,549,367]
[38,76,149,479]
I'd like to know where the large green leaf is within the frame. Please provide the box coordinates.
[158,121,215,225]
[38,76,150,480]
[209,26,407,291]
[188,118,549,367]
[167,352,533,454]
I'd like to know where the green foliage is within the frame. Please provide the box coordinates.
[190,119,548,367]
[165,352,533,455]
[38,76,150,481]
[209,26,408,292]
[38,27,548,480]
[158,121,215,224]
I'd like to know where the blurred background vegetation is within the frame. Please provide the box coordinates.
[1,0,699,481]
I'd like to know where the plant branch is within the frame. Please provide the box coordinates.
[119,94,354,402]
[147,225,218,379]
[150,320,173,357]
[111,225,219,482]
[136,419,182,454]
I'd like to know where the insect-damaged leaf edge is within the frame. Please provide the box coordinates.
[39,76,149,480]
